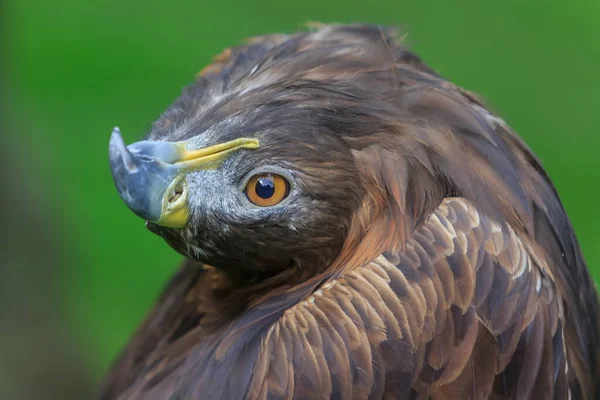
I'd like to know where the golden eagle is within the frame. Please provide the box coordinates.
[103,24,600,399]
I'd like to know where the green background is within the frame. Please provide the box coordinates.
[5,0,600,396]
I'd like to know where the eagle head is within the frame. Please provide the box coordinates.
[107,28,406,282]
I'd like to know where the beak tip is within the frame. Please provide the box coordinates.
[109,127,125,151]
[109,127,138,172]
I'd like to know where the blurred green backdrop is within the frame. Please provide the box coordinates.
[5,0,600,395]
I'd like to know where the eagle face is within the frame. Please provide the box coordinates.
[109,62,367,279]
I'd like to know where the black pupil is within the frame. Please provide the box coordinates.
[255,176,276,199]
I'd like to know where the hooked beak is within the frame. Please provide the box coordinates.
[108,127,259,228]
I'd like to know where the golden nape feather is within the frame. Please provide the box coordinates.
[102,24,600,399]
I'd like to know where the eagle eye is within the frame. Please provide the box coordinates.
[245,173,290,207]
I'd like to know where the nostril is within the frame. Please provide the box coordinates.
[168,180,185,203]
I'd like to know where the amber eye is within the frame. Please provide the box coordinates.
[245,173,290,207]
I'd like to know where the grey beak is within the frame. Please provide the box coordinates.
[108,127,180,223]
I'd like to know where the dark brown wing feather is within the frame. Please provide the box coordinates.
[246,198,569,400]
[100,199,571,400]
